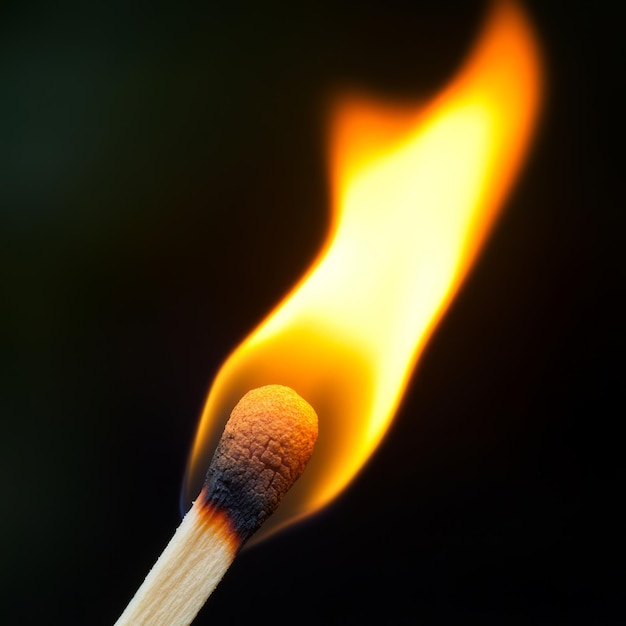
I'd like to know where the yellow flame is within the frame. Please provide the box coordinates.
[184,0,542,540]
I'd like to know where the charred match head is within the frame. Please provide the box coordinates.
[116,386,317,625]
[200,385,318,546]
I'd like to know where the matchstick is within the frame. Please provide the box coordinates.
[115,385,318,626]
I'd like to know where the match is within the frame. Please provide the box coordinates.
[115,384,318,626]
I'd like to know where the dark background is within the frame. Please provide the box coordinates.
[1,0,622,624]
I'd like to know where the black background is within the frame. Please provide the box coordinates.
[1,1,623,624]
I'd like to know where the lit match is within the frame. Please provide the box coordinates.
[117,2,543,623]
[115,385,318,626]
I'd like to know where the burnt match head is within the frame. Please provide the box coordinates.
[201,385,318,545]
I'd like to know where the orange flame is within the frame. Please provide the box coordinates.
[184,0,543,541]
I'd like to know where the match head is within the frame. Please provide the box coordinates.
[201,385,318,545]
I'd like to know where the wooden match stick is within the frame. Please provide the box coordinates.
[115,385,318,626]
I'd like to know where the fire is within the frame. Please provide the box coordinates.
[183,0,542,541]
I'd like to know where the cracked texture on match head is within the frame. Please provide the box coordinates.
[202,385,318,545]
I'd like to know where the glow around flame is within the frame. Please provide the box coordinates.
[183,0,543,541]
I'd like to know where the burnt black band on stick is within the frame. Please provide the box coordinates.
[115,385,318,626]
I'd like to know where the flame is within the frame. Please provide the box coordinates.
[183,0,543,541]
